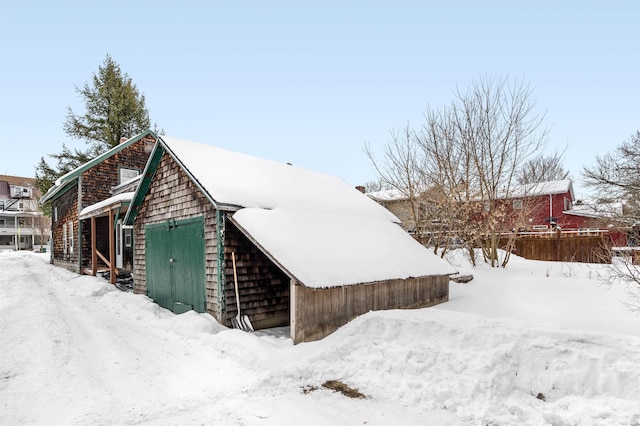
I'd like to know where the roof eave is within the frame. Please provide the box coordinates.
[79,201,131,220]
[43,130,157,204]
[40,178,78,204]
[124,135,238,225]
[227,213,302,285]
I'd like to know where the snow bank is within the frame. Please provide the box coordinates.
[443,249,640,337]
[2,250,640,425]
[286,309,640,426]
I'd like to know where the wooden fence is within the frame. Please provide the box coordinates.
[509,230,612,263]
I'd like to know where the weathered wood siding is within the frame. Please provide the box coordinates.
[224,221,290,329]
[133,151,291,327]
[80,136,153,268]
[514,233,612,263]
[80,136,153,208]
[292,275,449,343]
[132,152,220,317]
[50,184,79,272]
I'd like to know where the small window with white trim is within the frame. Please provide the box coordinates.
[69,221,74,254]
[119,168,140,184]
[124,228,133,248]
[564,197,572,211]
[513,199,523,210]
[63,223,67,254]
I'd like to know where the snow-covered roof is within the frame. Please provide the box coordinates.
[564,202,624,219]
[512,179,574,199]
[366,188,408,202]
[79,192,134,220]
[231,208,456,288]
[160,136,399,220]
[132,136,456,288]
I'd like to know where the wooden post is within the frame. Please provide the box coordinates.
[109,208,116,285]
[91,216,97,276]
[290,279,297,343]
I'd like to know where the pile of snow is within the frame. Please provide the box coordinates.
[2,250,639,425]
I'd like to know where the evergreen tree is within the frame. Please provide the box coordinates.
[35,54,155,195]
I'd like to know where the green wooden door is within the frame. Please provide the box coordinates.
[145,217,206,314]
[171,218,206,313]
[146,222,173,311]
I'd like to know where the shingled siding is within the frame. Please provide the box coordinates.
[51,184,79,272]
[80,137,153,208]
[132,153,221,319]
[79,136,153,269]
[224,220,290,329]
[292,275,449,343]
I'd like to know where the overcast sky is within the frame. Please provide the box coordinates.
[1,0,638,198]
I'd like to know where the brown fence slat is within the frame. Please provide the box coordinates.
[509,232,612,263]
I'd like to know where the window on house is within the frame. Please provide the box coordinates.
[63,223,67,255]
[124,228,133,247]
[0,201,4,210]
[69,221,74,254]
[564,197,572,211]
[0,219,5,227]
[513,199,523,210]
[54,207,58,222]
[119,168,140,184]
[18,219,25,227]
[484,202,491,212]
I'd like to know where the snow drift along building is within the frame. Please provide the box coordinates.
[125,136,456,343]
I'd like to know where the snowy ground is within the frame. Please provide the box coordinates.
[1,250,639,426]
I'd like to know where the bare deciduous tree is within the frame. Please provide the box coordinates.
[517,151,570,185]
[367,76,549,267]
[583,131,640,216]
[365,125,428,243]
[583,131,640,309]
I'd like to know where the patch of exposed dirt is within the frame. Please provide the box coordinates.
[303,380,367,399]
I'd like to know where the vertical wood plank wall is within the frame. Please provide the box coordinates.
[293,275,449,343]
[514,235,612,263]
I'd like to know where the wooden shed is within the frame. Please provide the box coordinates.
[125,136,456,343]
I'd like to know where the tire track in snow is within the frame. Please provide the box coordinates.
[0,253,253,425]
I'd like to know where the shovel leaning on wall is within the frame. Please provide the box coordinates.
[231,251,254,332]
